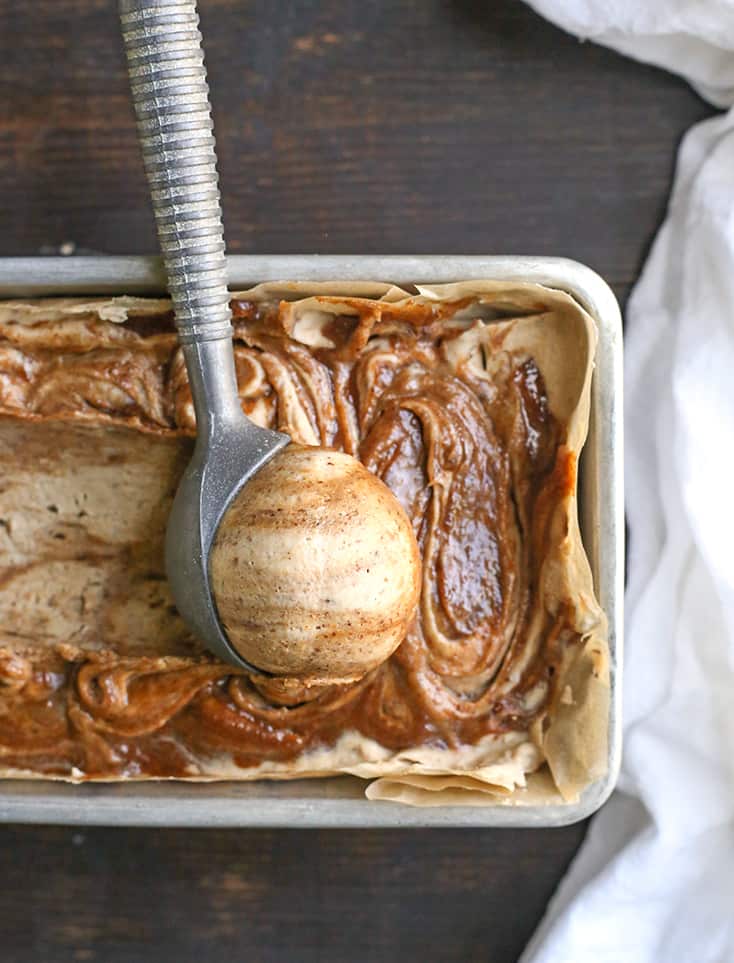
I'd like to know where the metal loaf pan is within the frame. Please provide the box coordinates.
[0,255,623,827]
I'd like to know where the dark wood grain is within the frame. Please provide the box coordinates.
[0,824,587,963]
[0,0,711,298]
[0,1,713,961]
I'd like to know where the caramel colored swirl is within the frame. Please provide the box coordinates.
[0,295,581,778]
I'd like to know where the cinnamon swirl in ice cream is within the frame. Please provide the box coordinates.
[0,280,609,805]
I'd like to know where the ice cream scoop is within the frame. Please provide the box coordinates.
[120,0,421,681]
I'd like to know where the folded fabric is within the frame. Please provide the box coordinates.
[518,3,734,961]
[526,0,734,106]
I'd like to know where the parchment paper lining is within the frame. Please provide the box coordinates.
[0,280,609,806]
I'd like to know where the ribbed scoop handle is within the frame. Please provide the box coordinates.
[119,0,232,346]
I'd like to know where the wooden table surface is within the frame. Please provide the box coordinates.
[0,1,711,960]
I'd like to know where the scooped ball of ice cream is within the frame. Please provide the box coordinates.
[210,445,422,683]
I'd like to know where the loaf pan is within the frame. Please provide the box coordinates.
[0,254,623,827]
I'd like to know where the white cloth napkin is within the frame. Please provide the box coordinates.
[518,4,734,961]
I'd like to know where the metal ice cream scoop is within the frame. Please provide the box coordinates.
[119,0,289,669]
